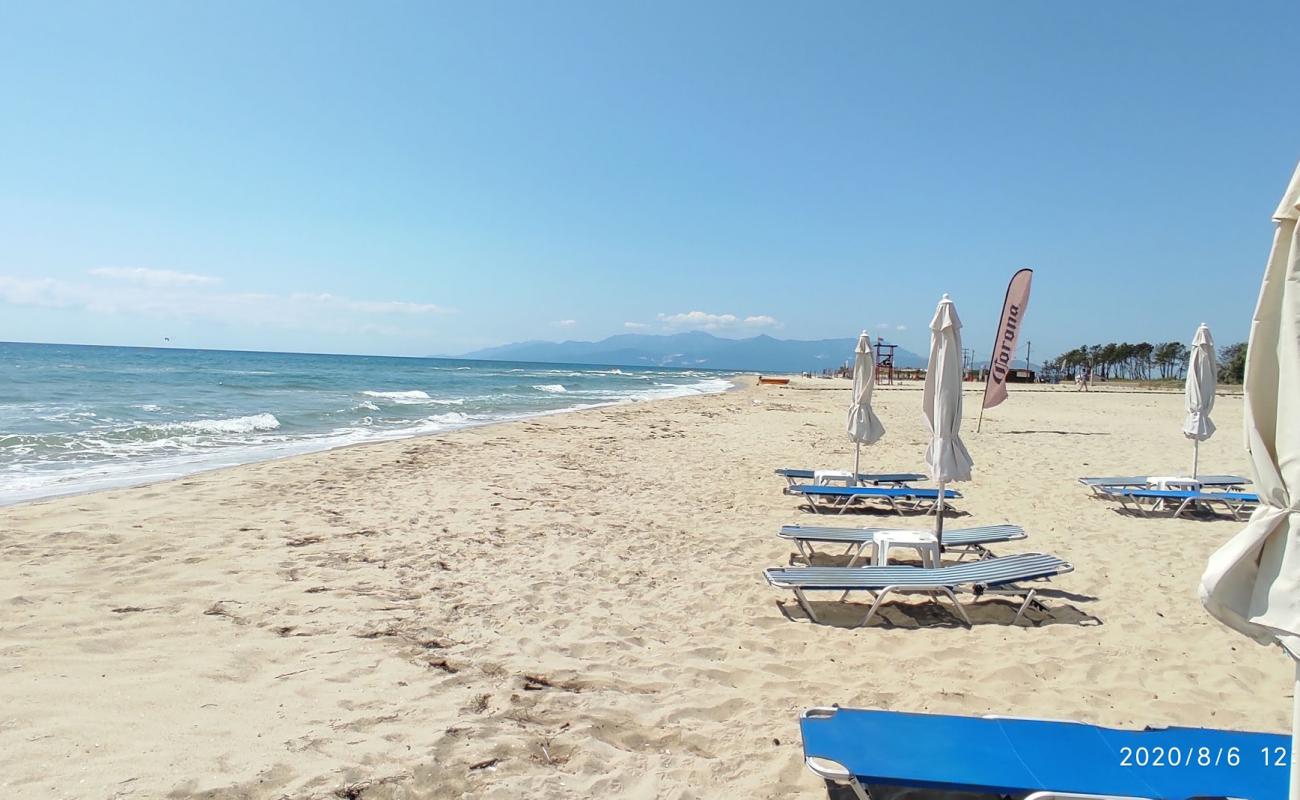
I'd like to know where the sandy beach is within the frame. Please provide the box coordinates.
[0,379,1288,799]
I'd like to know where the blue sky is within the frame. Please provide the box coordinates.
[1,2,1296,361]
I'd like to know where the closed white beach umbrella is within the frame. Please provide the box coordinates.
[847,331,885,482]
[1200,162,1300,799]
[1183,323,1217,478]
[923,294,973,549]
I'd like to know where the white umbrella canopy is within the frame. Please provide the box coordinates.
[847,331,885,480]
[1199,161,1300,798]
[1182,323,1217,478]
[922,294,973,548]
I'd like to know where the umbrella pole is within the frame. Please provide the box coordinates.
[853,443,861,487]
[935,482,945,552]
[1192,440,1200,480]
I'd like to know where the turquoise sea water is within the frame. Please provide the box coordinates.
[0,343,733,505]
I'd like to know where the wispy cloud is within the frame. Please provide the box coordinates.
[655,311,782,331]
[289,293,451,315]
[876,322,891,330]
[623,321,650,330]
[895,324,907,331]
[552,319,577,327]
[89,267,220,287]
[0,272,454,334]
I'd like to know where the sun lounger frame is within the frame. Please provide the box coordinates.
[778,523,1026,565]
[1077,474,1248,497]
[774,468,926,488]
[786,484,961,516]
[764,553,1073,627]
[1101,488,1259,520]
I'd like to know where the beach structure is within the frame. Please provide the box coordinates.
[847,331,885,481]
[764,552,1073,627]
[1183,323,1217,478]
[873,336,897,385]
[786,484,960,515]
[1201,161,1300,798]
[923,294,973,549]
[798,707,1287,799]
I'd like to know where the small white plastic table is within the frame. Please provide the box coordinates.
[1147,476,1203,492]
[813,469,856,486]
[872,530,941,568]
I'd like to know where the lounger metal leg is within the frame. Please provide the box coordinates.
[977,586,1045,625]
[792,588,820,624]
[1012,588,1038,626]
[846,542,871,568]
[1174,498,1195,518]
[859,588,894,627]
[794,540,812,564]
[940,588,972,627]
[846,778,871,800]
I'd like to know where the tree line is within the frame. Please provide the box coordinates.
[1047,341,1247,384]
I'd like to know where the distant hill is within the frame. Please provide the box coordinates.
[457,332,925,372]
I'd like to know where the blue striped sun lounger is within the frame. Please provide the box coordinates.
[786,483,961,515]
[1101,488,1260,520]
[774,468,926,487]
[1078,474,1249,496]
[764,552,1072,627]
[778,523,1026,565]
[800,706,1286,800]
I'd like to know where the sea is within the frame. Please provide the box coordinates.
[0,342,734,506]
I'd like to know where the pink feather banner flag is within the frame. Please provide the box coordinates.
[981,268,1033,413]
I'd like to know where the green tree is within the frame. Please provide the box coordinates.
[1219,342,1247,384]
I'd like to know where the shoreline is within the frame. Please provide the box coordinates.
[0,376,748,510]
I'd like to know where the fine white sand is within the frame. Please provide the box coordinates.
[0,379,1288,799]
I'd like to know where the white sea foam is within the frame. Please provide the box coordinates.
[533,384,567,393]
[363,390,432,401]
[156,413,281,435]
[357,400,380,411]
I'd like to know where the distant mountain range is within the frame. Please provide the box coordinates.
[457,332,926,372]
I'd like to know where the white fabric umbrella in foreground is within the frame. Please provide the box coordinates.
[1200,162,1300,799]
[847,331,885,481]
[922,294,973,549]
[1182,323,1217,479]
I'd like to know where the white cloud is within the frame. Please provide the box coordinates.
[289,293,451,315]
[89,267,220,287]
[0,273,454,335]
[656,311,782,331]
[895,324,907,331]
[877,322,891,330]
[623,321,650,330]
[553,319,577,327]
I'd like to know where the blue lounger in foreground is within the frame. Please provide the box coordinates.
[764,552,1072,626]
[774,468,926,487]
[787,484,962,515]
[779,523,1026,565]
[800,706,1286,800]
[1101,488,1259,520]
